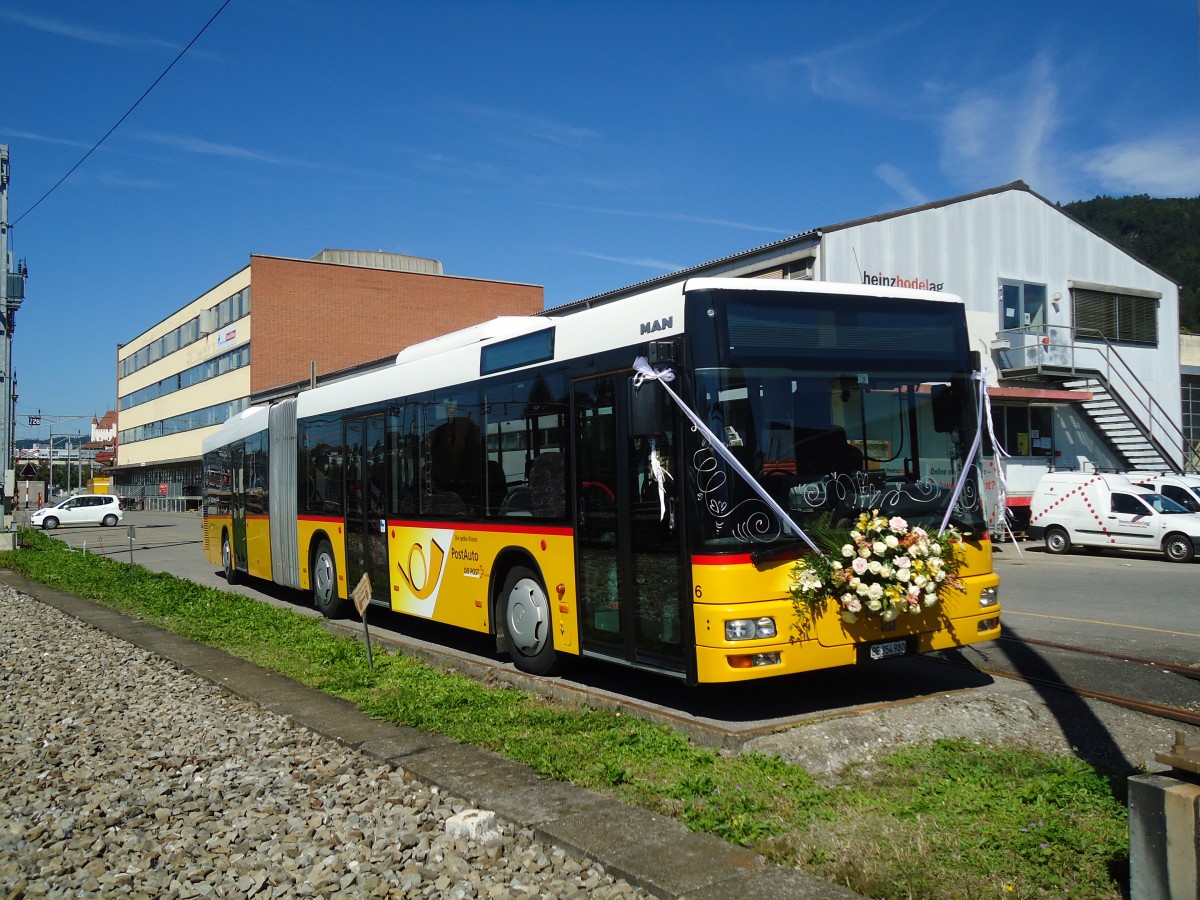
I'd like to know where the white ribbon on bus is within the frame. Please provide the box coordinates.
[632,357,822,555]
[632,357,996,549]
[938,371,988,535]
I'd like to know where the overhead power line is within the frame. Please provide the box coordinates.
[13,0,232,227]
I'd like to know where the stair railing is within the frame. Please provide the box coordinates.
[993,324,1186,472]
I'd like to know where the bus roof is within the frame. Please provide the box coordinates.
[295,278,965,420]
[682,276,964,305]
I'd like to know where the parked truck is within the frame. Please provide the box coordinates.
[1029,471,1200,562]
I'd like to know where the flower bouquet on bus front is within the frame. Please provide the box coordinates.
[789,511,964,625]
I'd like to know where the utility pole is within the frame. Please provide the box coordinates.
[1,145,29,514]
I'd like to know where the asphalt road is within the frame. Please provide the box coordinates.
[21,509,1200,739]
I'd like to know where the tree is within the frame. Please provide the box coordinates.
[1063,195,1200,332]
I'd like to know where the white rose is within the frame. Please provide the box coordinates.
[885,534,899,549]
[866,599,883,612]
[842,544,855,558]
[872,541,888,555]
[897,568,911,582]
[867,582,884,601]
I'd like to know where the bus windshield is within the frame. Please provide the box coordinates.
[684,288,986,552]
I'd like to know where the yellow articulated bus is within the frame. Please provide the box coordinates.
[202,277,999,684]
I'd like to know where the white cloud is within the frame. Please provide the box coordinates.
[458,105,600,149]
[136,132,303,165]
[1081,135,1200,197]
[0,9,179,52]
[548,203,789,235]
[561,248,682,272]
[0,128,93,150]
[874,165,929,206]
[745,12,938,108]
[937,51,1074,201]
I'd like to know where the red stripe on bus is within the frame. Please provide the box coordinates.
[691,554,754,566]
[388,519,574,536]
[297,514,573,536]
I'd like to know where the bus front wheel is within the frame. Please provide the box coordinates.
[312,540,345,618]
[500,565,560,676]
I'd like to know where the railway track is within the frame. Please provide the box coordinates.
[964,634,1200,729]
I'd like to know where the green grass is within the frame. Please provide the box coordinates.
[1,530,1129,898]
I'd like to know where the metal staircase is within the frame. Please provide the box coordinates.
[1059,374,1178,472]
[994,325,1186,474]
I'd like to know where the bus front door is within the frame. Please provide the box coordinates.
[574,374,688,677]
[345,416,389,605]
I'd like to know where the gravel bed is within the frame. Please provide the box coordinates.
[0,586,651,899]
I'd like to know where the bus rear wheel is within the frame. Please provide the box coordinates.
[312,540,345,618]
[222,533,240,585]
[501,566,560,676]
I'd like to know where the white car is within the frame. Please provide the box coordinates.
[31,494,124,529]
[1030,472,1200,562]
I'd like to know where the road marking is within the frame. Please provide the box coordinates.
[1002,609,1200,639]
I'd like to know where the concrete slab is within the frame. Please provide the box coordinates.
[545,803,764,897]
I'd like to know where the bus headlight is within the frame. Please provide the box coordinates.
[725,617,777,641]
[980,587,999,608]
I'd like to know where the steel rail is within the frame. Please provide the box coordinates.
[998,634,1200,682]
[942,637,1200,728]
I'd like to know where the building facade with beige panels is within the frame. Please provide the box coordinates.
[114,251,543,505]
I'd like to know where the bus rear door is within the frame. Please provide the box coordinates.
[345,416,390,604]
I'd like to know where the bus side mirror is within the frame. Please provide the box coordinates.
[931,385,956,433]
[629,378,668,437]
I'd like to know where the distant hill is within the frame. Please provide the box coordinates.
[1061,195,1200,332]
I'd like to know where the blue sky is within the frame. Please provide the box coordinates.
[3,0,1199,442]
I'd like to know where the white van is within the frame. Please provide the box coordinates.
[1128,472,1200,514]
[1028,472,1200,562]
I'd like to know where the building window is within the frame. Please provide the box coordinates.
[1184,372,1200,472]
[118,344,251,411]
[750,257,814,280]
[1072,287,1157,345]
[1000,281,1046,334]
[119,286,252,379]
[118,397,249,445]
[994,405,1055,457]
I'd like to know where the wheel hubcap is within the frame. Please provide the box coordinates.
[315,555,333,599]
[506,578,548,655]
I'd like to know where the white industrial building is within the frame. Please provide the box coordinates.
[554,182,1191,529]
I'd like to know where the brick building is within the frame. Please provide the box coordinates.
[114,250,542,506]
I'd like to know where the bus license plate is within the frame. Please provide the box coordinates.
[866,639,908,662]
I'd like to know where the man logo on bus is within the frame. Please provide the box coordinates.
[640,316,673,335]
[397,537,446,600]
